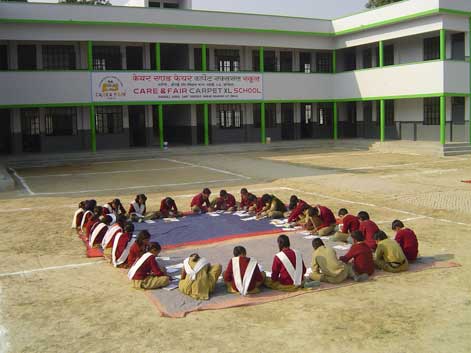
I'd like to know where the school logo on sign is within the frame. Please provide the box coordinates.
[95,76,126,99]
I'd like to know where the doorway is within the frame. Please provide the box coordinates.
[451,97,465,142]
[21,109,41,153]
[301,103,313,139]
[281,103,295,140]
[128,106,146,147]
[0,109,11,154]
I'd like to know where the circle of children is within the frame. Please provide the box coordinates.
[72,188,419,299]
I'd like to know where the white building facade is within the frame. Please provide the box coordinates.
[0,0,470,153]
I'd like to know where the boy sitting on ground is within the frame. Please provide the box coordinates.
[373,231,408,273]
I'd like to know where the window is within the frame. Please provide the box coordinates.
[149,1,161,6]
[343,49,356,71]
[363,101,373,123]
[264,51,277,72]
[17,45,37,70]
[0,46,7,70]
[303,104,312,124]
[299,52,311,73]
[42,45,76,70]
[253,104,276,128]
[452,33,465,60]
[218,105,242,129]
[163,2,179,8]
[126,46,143,70]
[316,52,332,73]
[384,44,394,66]
[21,109,40,136]
[452,97,465,124]
[95,106,124,134]
[424,36,440,61]
[215,49,240,72]
[93,46,121,70]
[317,103,333,125]
[385,100,395,126]
[194,47,209,71]
[423,97,440,125]
[279,51,293,72]
[45,108,77,136]
[362,48,372,69]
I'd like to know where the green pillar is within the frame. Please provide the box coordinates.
[333,102,338,140]
[87,41,93,71]
[379,40,384,67]
[440,95,446,145]
[260,102,266,144]
[89,104,96,153]
[201,44,207,72]
[259,47,264,73]
[155,43,161,71]
[440,29,446,61]
[158,104,164,148]
[332,50,336,73]
[203,103,209,145]
[380,100,385,142]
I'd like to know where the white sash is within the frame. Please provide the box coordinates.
[80,210,92,230]
[89,223,107,247]
[232,257,258,296]
[107,213,117,225]
[130,201,145,217]
[101,223,122,249]
[112,233,135,267]
[127,252,153,280]
[103,203,113,214]
[276,250,303,287]
[183,257,209,281]
[71,209,83,229]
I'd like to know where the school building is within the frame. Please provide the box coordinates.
[0,0,470,154]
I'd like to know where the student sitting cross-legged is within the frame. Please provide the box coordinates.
[159,197,183,218]
[178,253,222,300]
[358,211,379,251]
[340,230,375,282]
[309,238,348,284]
[128,242,170,290]
[127,230,151,268]
[71,201,86,230]
[264,235,306,291]
[331,208,360,243]
[257,194,287,219]
[392,219,419,262]
[373,231,409,273]
[112,223,135,268]
[306,205,337,236]
[211,190,237,212]
[286,195,310,224]
[190,188,212,213]
[223,246,265,296]
[239,188,256,211]
[128,194,159,222]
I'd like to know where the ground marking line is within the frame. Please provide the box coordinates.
[22,166,195,179]
[347,158,468,171]
[376,216,427,224]
[282,187,471,229]
[0,261,106,278]
[160,158,251,180]
[8,168,35,196]
[30,177,245,196]
[379,169,459,179]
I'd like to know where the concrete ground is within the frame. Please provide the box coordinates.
[0,146,470,353]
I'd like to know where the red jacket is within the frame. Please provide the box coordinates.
[359,220,379,250]
[85,218,98,237]
[91,224,108,247]
[114,232,132,262]
[131,255,165,280]
[128,242,144,267]
[254,197,264,213]
[317,205,336,228]
[240,193,255,208]
[271,248,306,285]
[190,193,210,209]
[224,256,264,292]
[340,242,375,276]
[216,193,236,210]
[75,210,84,228]
[160,198,178,217]
[340,214,360,234]
[105,224,123,249]
[288,200,309,223]
[395,228,418,261]
[128,203,146,215]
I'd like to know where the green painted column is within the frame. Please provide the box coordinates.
[440,29,446,61]
[380,100,385,142]
[87,41,93,71]
[333,102,338,140]
[158,104,164,148]
[260,102,266,144]
[332,50,336,73]
[440,95,446,145]
[89,104,96,153]
[155,43,161,71]
[201,44,207,72]
[203,103,209,146]
[379,40,384,67]
[259,47,264,73]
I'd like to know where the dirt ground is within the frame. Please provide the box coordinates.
[1,148,471,353]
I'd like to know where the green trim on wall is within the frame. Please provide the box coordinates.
[89,104,96,152]
[379,40,384,68]
[260,102,266,144]
[203,103,209,145]
[440,95,446,145]
[155,43,161,71]
[201,44,207,72]
[380,99,385,142]
[259,47,264,73]
[87,41,93,71]
[333,102,338,140]
[158,104,164,148]
[440,29,446,61]
[332,50,337,74]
